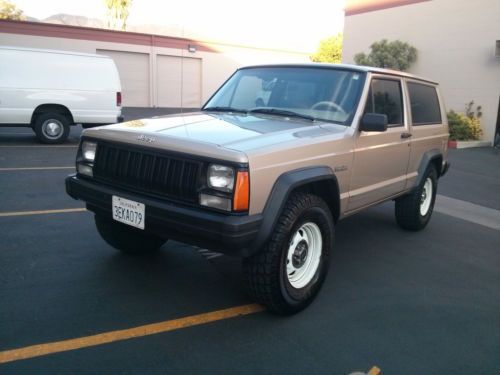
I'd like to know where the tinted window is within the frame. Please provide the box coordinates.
[407,82,441,125]
[364,79,403,126]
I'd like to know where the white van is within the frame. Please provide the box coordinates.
[0,46,123,143]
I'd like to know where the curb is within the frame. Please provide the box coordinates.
[448,140,491,149]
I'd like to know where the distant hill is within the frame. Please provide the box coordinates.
[42,14,105,28]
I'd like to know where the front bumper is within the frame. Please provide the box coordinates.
[65,175,262,256]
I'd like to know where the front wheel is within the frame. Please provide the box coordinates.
[395,165,438,231]
[94,215,167,254]
[243,193,334,315]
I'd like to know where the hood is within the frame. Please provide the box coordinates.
[83,112,348,161]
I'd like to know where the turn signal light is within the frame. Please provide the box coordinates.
[233,171,249,211]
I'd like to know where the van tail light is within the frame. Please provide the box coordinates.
[233,171,249,211]
[116,92,122,107]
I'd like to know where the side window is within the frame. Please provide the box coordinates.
[407,82,442,125]
[364,79,404,126]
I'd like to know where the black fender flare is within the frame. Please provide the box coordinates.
[247,166,339,256]
[413,149,444,189]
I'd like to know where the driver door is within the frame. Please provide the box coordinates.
[347,76,411,211]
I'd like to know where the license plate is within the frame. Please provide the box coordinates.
[112,196,145,230]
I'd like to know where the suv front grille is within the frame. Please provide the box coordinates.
[93,142,202,202]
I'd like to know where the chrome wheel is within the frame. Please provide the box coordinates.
[420,177,433,216]
[286,222,322,289]
[41,119,64,139]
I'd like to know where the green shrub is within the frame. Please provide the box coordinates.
[447,108,482,141]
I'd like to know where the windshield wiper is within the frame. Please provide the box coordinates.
[202,106,247,114]
[248,108,316,122]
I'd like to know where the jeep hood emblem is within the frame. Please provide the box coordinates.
[137,134,155,143]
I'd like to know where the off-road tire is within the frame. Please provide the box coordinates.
[395,165,438,231]
[243,193,334,315]
[94,215,166,254]
[33,112,71,144]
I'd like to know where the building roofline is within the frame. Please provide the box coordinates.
[345,0,430,16]
[0,19,310,56]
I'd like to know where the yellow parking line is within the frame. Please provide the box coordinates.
[0,145,78,148]
[368,366,381,375]
[0,166,74,171]
[0,208,86,217]
[0,303,264,364]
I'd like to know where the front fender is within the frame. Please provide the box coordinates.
[247,166,339,256]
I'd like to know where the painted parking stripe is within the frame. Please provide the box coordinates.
[0,208,86,217]
[194,247,223,260]
[435,195,500,231]
[0,145,78,148]
[0,303,264,364]
[0,166,74,171]
[368,366,382,375]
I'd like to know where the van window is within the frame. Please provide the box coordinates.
[364,79,403,126]
[407,82,442,125]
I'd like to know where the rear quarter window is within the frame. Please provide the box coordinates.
[407,82,442,125]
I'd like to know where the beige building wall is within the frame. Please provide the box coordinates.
[0,22,309,109]
[342,0,500,143]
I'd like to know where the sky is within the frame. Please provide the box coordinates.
[12,0,346,52]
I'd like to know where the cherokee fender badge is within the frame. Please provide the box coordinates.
[137,134,155,143]
[334,165,348,172]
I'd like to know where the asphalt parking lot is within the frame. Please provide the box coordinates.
[0,112,499,374]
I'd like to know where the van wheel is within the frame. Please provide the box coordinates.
[94,215,167,254]
[243,193,333,315]
[395,165,438,231]
[33,113,70,144]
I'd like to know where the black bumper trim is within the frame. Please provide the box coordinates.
[66,175,262,256]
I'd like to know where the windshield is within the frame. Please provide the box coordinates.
[203,66,366,125]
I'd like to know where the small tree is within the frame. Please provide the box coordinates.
[311,33,343,63]
[0,0,26,20]
[354,39,417,71]
[104,0,132,31]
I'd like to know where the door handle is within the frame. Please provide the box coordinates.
[401,132,412,139]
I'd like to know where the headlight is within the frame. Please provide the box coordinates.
[82,141,97,162]
[208,164,234,192]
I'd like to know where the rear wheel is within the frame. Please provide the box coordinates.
[395,165,438,231]
[33,112,70,144]
[94,215,166,254]
[243,193,333,315]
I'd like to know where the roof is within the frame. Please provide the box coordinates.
[0,45,111,59]
[239,63,438,85]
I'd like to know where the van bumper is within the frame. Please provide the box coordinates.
[65,175,262,257]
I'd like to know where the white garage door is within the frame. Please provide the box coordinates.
[97,50,150,107]
[157,55,201,108]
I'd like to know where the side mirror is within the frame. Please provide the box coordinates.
[359,113,388,132]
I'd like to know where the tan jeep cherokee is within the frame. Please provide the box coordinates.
[66,64,450,314]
